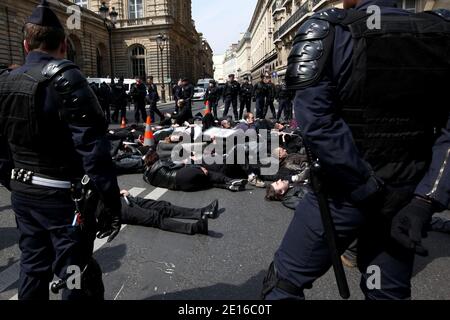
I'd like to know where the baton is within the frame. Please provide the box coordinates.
[305,145,351,300]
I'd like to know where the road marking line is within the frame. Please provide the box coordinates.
[114,284,125,301]
[128,187,146,197]
[144,188,167,199]
[5,186,169,300]
[0,263,20,295]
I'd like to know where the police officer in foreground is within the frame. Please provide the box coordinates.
[262,0,450,300]
[222,74,241,120]
[0,0,121,300]
[239,77,253,120]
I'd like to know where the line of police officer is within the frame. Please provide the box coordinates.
[205,74,295,122]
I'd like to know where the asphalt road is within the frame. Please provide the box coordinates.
[1,101,450,300]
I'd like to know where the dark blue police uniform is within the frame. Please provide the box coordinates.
[263,0,450,300]
[0,0,121,300]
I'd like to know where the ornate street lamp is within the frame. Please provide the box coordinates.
[156,33,168,103]
[99,2,118,81]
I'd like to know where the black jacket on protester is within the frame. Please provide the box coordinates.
[282,185,309,210]
[143,160,184,190]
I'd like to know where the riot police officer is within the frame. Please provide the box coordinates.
[130,77,148,124]
[222,74,241,120]
[239,77,253,120]
[98,81,112,123]
[276,80,294,122]
[262,0,450,300]
[264,77,277,119]
[0,0,121,300]
[111,76,128,124]
[205,80,220,119]
[253,75,268,119]
[179,78,194,120]
[146,76,164,123]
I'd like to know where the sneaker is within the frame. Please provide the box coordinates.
[228,179,248,192]
[248,175,266,188]
[202,200,219,219]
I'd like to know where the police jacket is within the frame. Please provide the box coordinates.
[146,83,160,104]
[205,86,220,103]
[240,83,253,99]
[111,82,128,107]
[143,159,184,190]
[286,0,450,209]
[98,82,111,105]
[267,82,276,100]
[0,51,120,208]
[130,83,147,102]
[253,81,268,98]
[223,80,241,98]
[179,84,194,102]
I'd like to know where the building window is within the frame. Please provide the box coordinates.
[96,48,102,77]
[129,0,144,19]
[396,0,417,12]
[67,40,76,63]
[73,0,88,8]
[131,45,146,79]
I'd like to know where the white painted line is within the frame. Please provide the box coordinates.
[144,188,168,200]
[4,186,168,300]
[113,284,125,301]
[128,187,146,197]
[0,263,20,294]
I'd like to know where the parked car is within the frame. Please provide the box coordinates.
[192,87,206,101]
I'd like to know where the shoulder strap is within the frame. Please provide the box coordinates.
[24,59,79,84]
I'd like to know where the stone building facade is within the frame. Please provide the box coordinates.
[0,0,214,94]
[235,32,252,81]
[235,0,450,85]
[0,0,111,76]
[271,0,450,80]
[248,0,278,83]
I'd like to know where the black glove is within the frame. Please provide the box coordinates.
[391,197,434,257]
[96,196,122,243]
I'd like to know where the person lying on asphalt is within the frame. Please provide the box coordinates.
[117,190,219,236]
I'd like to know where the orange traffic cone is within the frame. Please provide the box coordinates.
[144,116,155,147]
[120,117,126,129]
[204,100,211,116]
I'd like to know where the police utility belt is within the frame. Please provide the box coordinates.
[11,168,72,190]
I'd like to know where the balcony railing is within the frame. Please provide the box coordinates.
[272,0,284,15]
[273,1,310,40]
[311,0,325,8]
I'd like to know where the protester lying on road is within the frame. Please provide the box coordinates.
[143,150,248,192]
[264,179,309,210]
[117,190,219,235]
